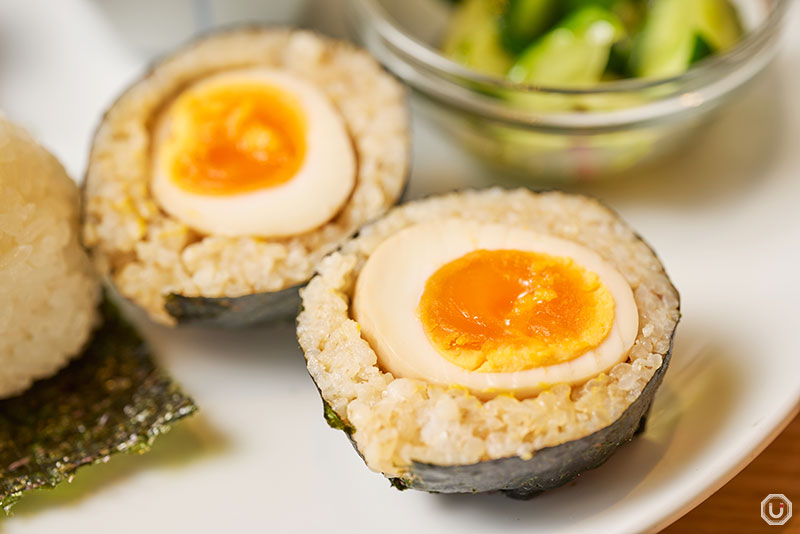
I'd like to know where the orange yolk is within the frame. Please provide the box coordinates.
[418,249,615,373]
[162,82,306,195]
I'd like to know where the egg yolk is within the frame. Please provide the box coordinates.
[161,81,306,195]
[418,249,615,373]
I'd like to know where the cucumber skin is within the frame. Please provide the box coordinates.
[694,0,743,51]
[630,0,743,79]
[499,0,560,54]
[690,33,714,64]
[442,0,513,76]
[509,6,626,86]
[442,0,741,82]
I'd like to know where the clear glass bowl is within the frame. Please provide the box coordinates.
[350,0,790,182]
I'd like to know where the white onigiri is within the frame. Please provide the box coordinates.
[0,114,99,399]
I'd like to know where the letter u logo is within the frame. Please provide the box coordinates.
[769,502,785,519]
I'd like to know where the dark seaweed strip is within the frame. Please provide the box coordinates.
[158,138,412,330]
[402,331,675,498]
[318,323,677,498]
[0,297,197,511]
[164,284,302,328]
[323,400,354,437]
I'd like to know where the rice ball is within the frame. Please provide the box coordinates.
[0,114,99,398]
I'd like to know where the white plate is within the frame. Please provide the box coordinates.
[1,1,798,533]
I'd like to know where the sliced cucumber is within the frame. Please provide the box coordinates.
[630,0,743,79]
[565,0,618,11]
[508,6,625,86]
[565,0,646,29]
[606,40,633,78]
[611,0,646,32]
[442,0,513,76]
[694,0,743,52]
[690,33,714,64]
[499,0,560,53]
[629,0,693,78]
[603,1,645,77]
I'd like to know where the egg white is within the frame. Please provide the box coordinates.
[151,68,355,238]
[352,219,639,399]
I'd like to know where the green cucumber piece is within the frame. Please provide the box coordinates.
[565,0,617,11]
[499,0,560,53]
[612,0,646,32]
[629,0,694,78]
[602,1,646,77]
[606,40,633,77]
[631,0,743,79]
[442,0,513,76]
[566,0,646,30]
[508,6,626,86]
[690,33,714,64]
[694,0,743,51]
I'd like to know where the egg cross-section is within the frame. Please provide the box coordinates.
[353,219,639,398]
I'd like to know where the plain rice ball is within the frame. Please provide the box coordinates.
[0,114,99,399]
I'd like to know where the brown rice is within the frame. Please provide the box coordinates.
[83,28,409,324]
[297,188,679,476]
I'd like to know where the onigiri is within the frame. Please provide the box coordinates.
[0,114,99,398]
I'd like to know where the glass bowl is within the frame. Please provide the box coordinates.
[350,0,790,182]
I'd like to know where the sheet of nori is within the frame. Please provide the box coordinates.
[0,297,197,511]
[318,332,676,498]
[164,284,301,328]
[399,332,675,498]
[161,170,412,329]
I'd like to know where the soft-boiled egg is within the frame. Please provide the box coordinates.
[352,219,639,398]
[151,68,355,237]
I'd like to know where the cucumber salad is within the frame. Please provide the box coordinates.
[442,0,744,85]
